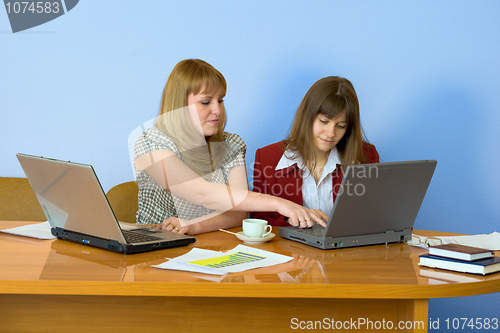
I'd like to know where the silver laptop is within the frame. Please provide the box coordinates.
[279,160,437,250]
[17,153,196,254]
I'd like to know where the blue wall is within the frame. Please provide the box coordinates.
[2,1,499,329]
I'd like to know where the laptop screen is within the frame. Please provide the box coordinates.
[17,154,127,243]
[324,160,437,237]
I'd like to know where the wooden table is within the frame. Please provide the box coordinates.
[1,221,499,332]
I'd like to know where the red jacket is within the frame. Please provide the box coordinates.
[250,141,380,226]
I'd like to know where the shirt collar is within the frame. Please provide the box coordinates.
[323,148,341,175]
[275,148,341,173]
[275,149,304,171]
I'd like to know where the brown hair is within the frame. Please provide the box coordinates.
[285,76,366,171]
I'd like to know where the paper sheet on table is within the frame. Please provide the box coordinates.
[153,244,293,275]
[0,221,56,240]
[409,232,500,250]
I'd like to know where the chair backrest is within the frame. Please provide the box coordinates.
[0,177,46,221]
[105,181,139,223]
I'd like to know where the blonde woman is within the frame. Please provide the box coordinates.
[251,76,380,227]
[134,59,324,235]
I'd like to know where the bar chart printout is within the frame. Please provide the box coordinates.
[152,245,293,274]
[189,252,266,269]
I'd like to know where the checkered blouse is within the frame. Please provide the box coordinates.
[134,127,246,224]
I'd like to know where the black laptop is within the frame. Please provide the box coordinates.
[17,153,196,254]
[279,160,437,249]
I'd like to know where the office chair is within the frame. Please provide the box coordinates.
[0,177,46,221]
[105,181,139,223]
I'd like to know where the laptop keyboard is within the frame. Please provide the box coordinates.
[122,230,162,243]
[297,228,324,237]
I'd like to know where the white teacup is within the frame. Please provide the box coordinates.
[242,219,272,238]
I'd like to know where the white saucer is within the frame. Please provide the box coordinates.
[236,232,275,244]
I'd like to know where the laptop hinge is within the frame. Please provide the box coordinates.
[385,229,395,234]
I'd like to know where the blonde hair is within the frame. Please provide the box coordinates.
[155,59,227,176]
[286,76,366,171]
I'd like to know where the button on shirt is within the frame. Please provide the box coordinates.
[275,148,341,221]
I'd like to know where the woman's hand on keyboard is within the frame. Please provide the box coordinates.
[158,217,184,233]
[309,209,328,227]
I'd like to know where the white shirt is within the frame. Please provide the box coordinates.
[275,148,341,220]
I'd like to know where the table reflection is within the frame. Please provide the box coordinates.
[277,240,418,285]
[39,240,165,281]
[41,232,421,285]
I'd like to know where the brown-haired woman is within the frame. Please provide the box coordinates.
[134,59,324,235]
[251,76,380,228]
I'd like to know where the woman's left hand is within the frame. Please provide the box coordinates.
[157,217,192,234]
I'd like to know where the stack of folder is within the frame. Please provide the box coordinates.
[419,244,500,275]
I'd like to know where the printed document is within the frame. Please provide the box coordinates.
[0,221,55,240]
[409,232,500,250]
[153,244,293,275]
